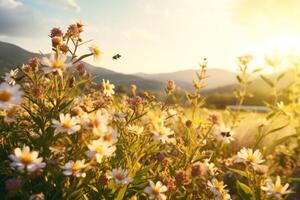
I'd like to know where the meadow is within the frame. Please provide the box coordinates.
[0,22,299,200]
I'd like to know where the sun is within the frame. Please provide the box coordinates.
[245,32,300,70]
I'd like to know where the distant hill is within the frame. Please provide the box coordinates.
[135,68,236,90]
[0,41,164,91]
[0,41,238,92]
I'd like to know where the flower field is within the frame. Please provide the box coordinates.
[0,22,300,200]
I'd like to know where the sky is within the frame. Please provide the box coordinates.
[0,0,300,74]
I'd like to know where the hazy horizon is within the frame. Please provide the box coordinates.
[1,0,300,73]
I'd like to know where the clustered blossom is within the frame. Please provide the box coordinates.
[1,22,297,200]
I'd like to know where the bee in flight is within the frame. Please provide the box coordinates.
[112,54,121,60]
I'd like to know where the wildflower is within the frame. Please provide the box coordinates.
[127,96,143,110]
[128,124,144,135]
[29,193,45,200]
[9,146,46,173]
[212,124,234,144]
[110,168,133,184]
[81,110,109,135]
[175,169,191,185]
[102,79,115,97]
[61,160,87,177]
[89,45,101,60]
[100,127,118,144]
[41,54,71,75]
[191,162,206,177]
[22,64,32,73]
[5,177,22,191]
[144,181,168,200]
[67,23,80,37]
[131,84,137,96]
[86,140,116,163]
[261,176,291,199]
[207,178,231,200]
[0,83,22,110]
[51,36,63,47]
[208,112,222,125]
[50,27,63,38]
[4,69,18,85]
[151,125,174,144]
[165,80,176,94]
[28,57,40,70]
[204,159,219,176]
[99,172,110,186]
[52,113,81,134]
[235,148,265,166]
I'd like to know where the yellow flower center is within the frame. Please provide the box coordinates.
[52,60,64,68]
[274,185,283,193]
[93,47,101,57]
[158,131,165,136]
[0,90,12,102]
[62,120,72,129]
[21,153,33,164]
[72,163,82,172]
[151,187,160,196]
[247,155,255,162]
[96,146,104,154]
[103,134,112,142]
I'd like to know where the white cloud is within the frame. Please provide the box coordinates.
[43,0,80,12]
[0,0,23,9]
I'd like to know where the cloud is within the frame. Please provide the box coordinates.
[0,6,43,37]
[43,0,80,12]
[0,0,23,9]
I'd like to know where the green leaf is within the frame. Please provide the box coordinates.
[260,75,274,88]
[236,75,243,83]
[236,181,253,200]
[266,134,297,153]
[228,168,248,178]
[276,72,285,82]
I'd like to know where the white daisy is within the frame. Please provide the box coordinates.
[128,124,144,135]
[102,79,115,97]
[89,45,101,60]
[207,178,231,200]
[52,113,81,134]
[9,146,46,173]
[144,181,168,200]
[81,110,109,135]
[0,83,23,110]
[85,140,116,163]
[261,176,291,199]
[100,127,118,144]
[110,168,133,184]
[4,69,18,85]
[61,160,87,178]
[235,148,265,166]
[41,54,71,75]
[152,125,174,144]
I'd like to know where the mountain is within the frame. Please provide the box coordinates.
[0,41,237,92]
[0,41,165,91]
[135,69,236,90]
